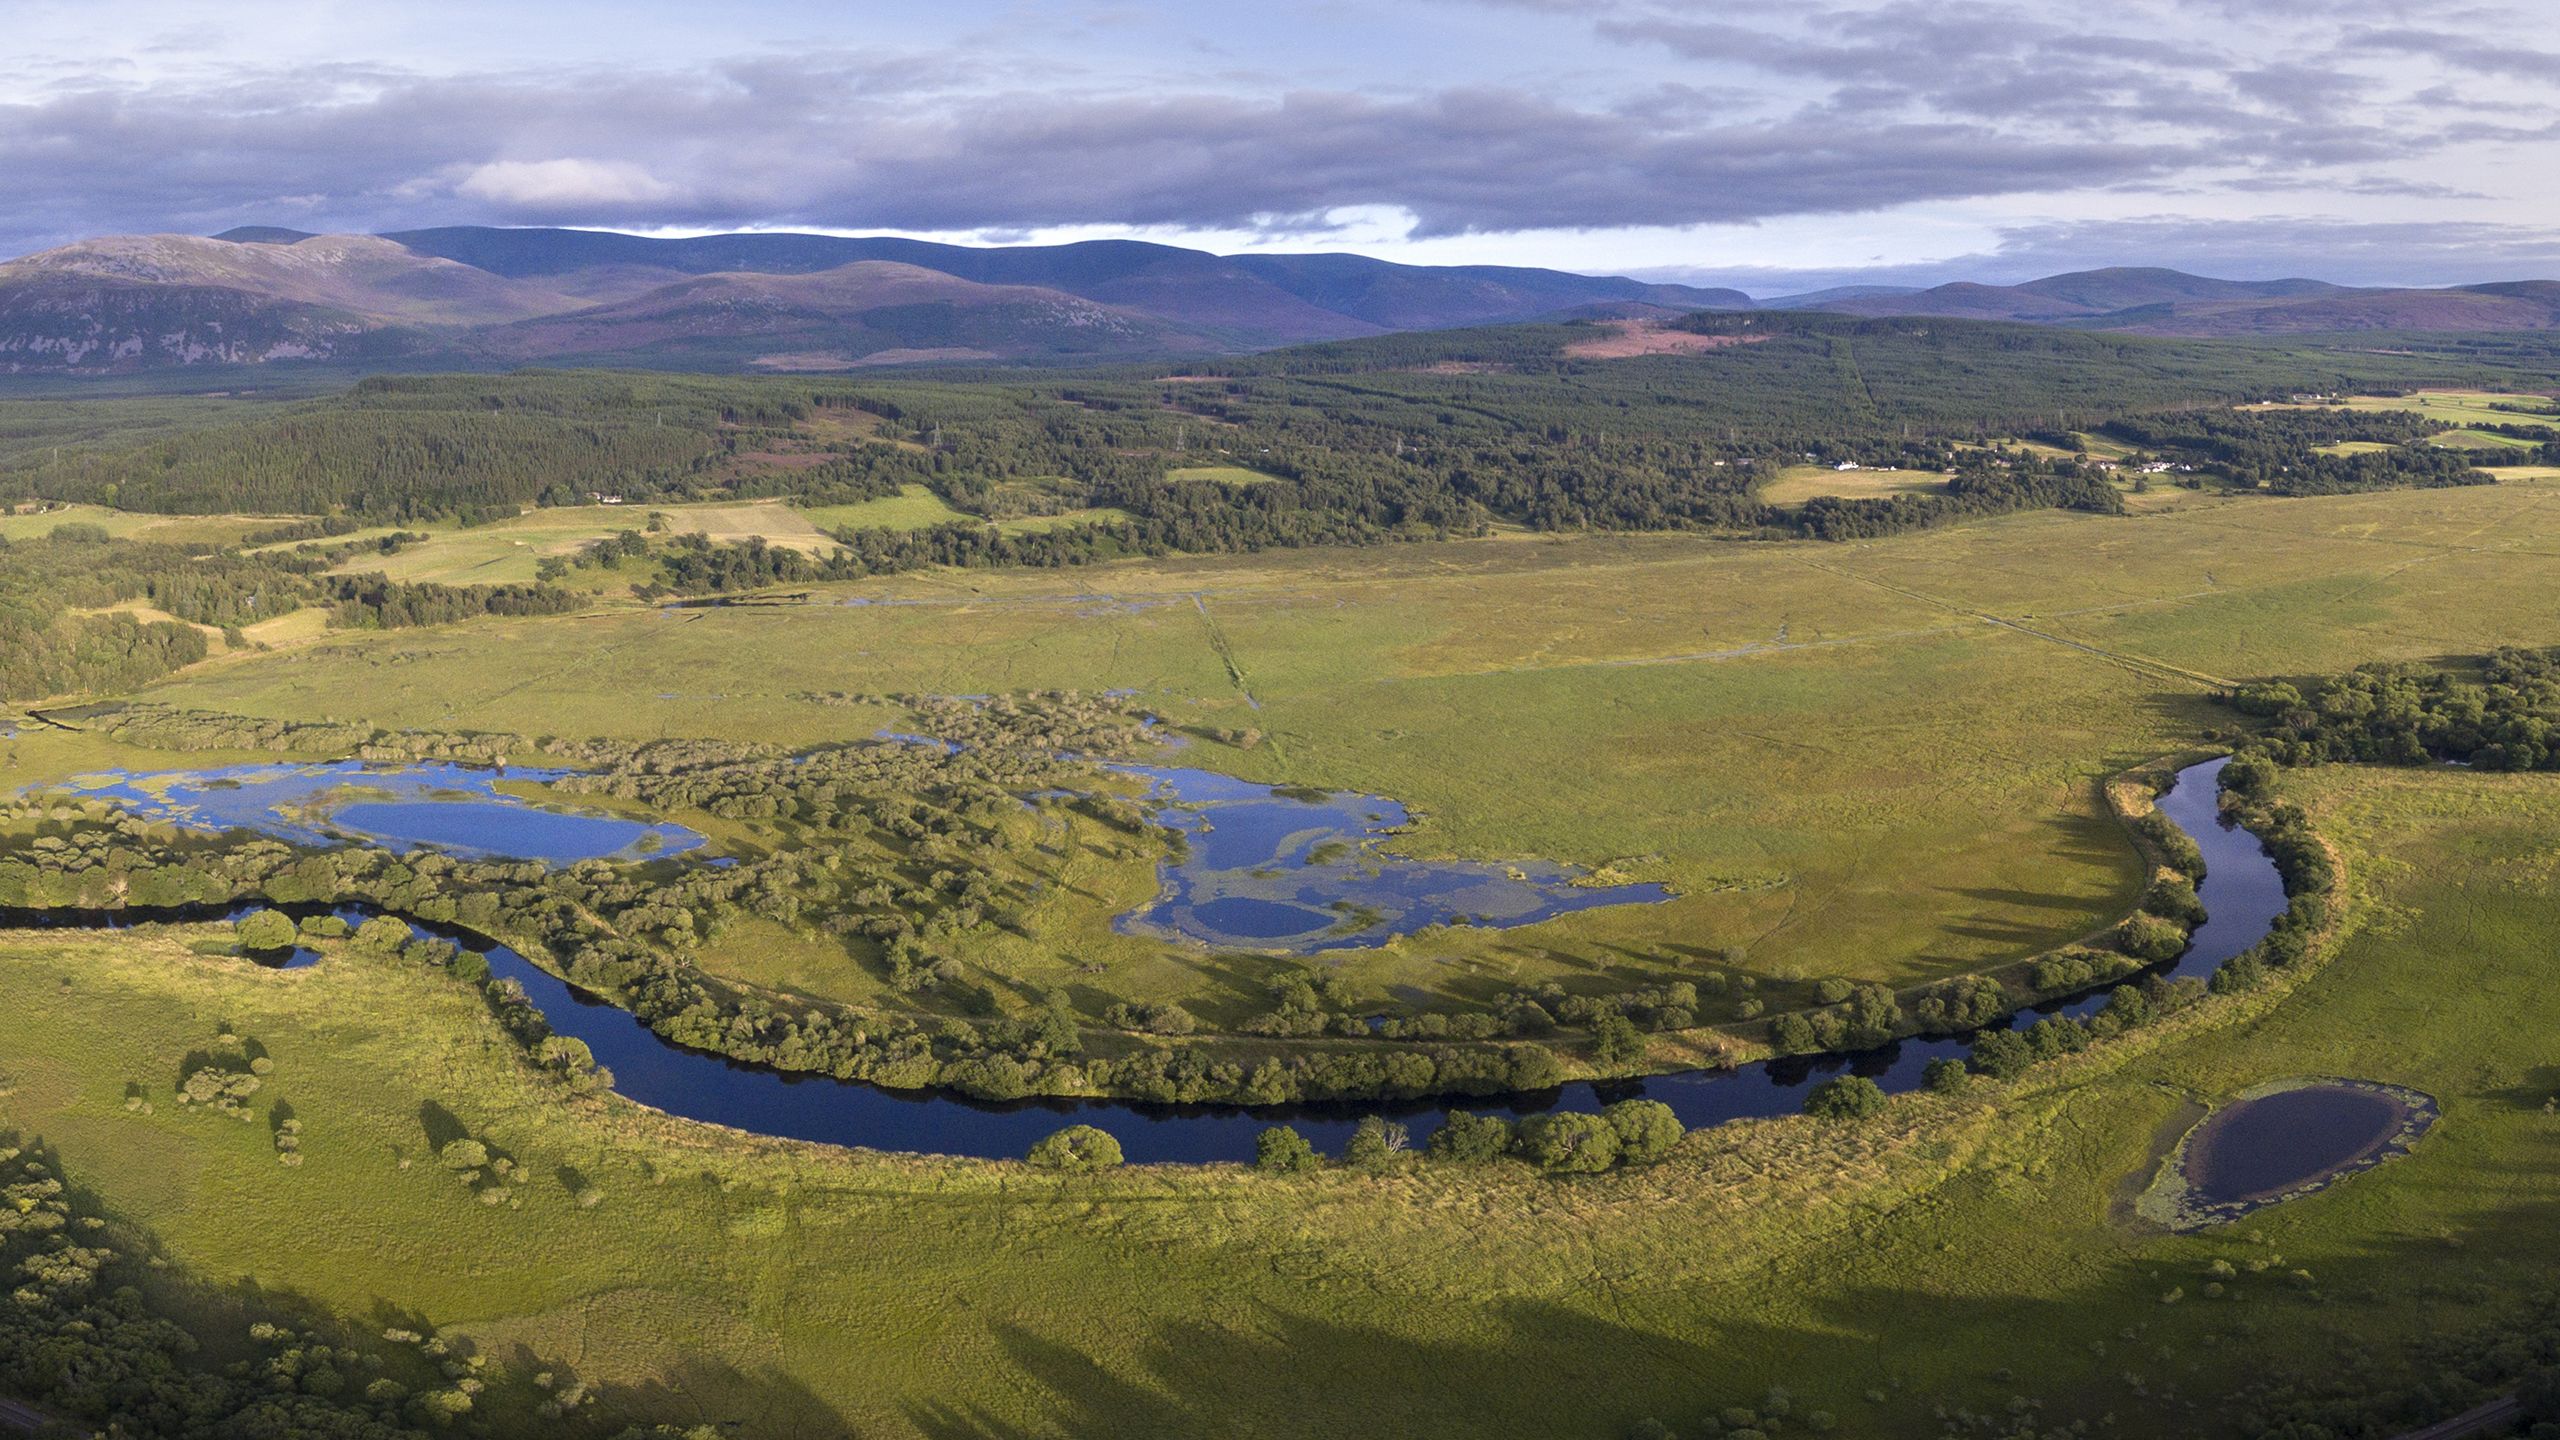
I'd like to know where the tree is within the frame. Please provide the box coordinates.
[1970,1028,2035,1080]
[1517,1112,1621,1172]
[1591,1011,1645,1066]
[438,1138,489,1173]
[353,916,413,951]
[1027,1124,1123,1173]
[1603,1099,1683,1165]
[1255,1125,1320,1174]
[1343,1115,1408,1166]
[233,909,299,952]
[1804,1075,1886,1121]
[1922,1057,1969,1094]
[1426,1110,1515,1163]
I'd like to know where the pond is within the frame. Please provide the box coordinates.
[32,761,707,867]
[19,756,2278,1164]
[1106,763,1671,953]
[2138,1078,2436,1230]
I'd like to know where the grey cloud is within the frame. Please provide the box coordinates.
[0,61,2202,253]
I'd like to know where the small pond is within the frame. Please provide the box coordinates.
[2139,1078,2436,1230]
[1107,764,1671,953]
[34,761,706,867]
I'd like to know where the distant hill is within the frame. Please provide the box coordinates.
[0,226,1751,372]
[476,261,1209,368]
[3,231,2556,374]
[1802,266,2560,335]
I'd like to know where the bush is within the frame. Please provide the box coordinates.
[1922,1057,1969,1094]
[1804,1075,1886,1121]
[233,909,299,953]
[1426,1110,1516,1163]
[1254,1125,1320,1174]
[1026,1124,1124,1173]
[1603,1099,1683,1165]
[1517,1112,1621,1172]
[353,916,412,951]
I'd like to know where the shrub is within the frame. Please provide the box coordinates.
[1923,1057,1969,1094]
[233,909,299,952]
[1026,1124,1124,1173]
[1603,1099,1683,1165]
[1254,1125,1319,1174]
[1804,1075,1886,1121]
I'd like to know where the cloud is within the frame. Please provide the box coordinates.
[453,158,676,210]
[0,0,2550,281]
[0,62,2201,249]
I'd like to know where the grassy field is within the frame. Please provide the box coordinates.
[330,500,842,587]
[2249,387,2556,424]
[0,759,2553,1437]
[799,485,979,532]
[0,500,293,546]
[1,479,2537,1032]
[1166,464,1282,485]
[1758,464,1948,505]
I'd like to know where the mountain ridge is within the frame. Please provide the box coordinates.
[2,226,2556,372]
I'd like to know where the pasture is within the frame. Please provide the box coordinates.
[1759,463,1947,505]
[332,500,842,586]
[0,500,289,546]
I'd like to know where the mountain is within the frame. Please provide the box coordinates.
[1800,266,2560,335]
[5,230,2557,375]
[0,226,1752,372]
[1757,284,1925,309]
[477,261,1210,368]
[383,227,1750,344]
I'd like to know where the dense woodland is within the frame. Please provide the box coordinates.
[4,317,2548,567]
[2227,647,2560,770]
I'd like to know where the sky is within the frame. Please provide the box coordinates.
[6,0,2560,295]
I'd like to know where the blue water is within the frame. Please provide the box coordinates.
[21,758,2281,1164]
[36,761,706,866]
[2188,1086,2408,1205]
[1109,763,1672,953]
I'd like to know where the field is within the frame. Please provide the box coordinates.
[1165,464,1282,485]
[2255,387,2560,450]
[0,478,2541,1045]
[0,500,289,546]
[332,500,843,587]
[2,757,2554,1436]
[1759,464,1947,505]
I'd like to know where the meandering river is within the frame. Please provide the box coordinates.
[12,757,2281,1163]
